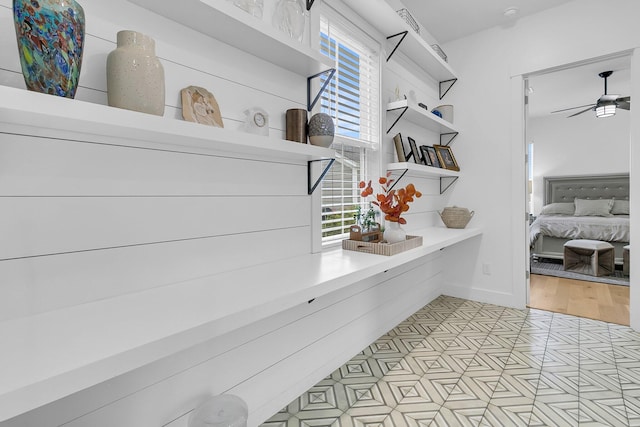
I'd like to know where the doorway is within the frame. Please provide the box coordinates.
[523,54,632,323]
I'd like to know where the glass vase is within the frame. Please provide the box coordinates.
[233,0,263,19]
[13,0,85,98]
[272,0,306,42]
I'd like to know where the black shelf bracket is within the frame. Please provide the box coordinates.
[386,105,409,134]
[307,68,336,111]
[440,132,459,146]
[440,176,458,194]
[306,0,314,10]
[386,168,409,192]
[439,78,457,99]
[386,31,408,62]
[308,158,335,195]
[387,167,457,194]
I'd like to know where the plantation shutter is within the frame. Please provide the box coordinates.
[319,7,380,245]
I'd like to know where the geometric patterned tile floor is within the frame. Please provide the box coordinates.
[260,295,640,427]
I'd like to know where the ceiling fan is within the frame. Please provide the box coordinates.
[550,70,631,118]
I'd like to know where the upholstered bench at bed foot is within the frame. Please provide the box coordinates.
[623,245,630,276]
[563,239,615,277]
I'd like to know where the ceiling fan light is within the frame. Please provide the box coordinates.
[595,104,616,118]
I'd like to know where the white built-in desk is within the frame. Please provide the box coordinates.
[0,226,481,422]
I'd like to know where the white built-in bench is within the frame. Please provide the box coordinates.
[0,226,481,425]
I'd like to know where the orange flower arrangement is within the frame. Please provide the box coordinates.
[359,172,422,224]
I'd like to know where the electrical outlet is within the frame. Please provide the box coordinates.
[482,263,491,275]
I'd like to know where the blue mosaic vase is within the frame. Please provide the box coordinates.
[13,0,85,98]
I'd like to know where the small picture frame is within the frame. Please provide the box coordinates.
[420,145,433,166]
[407,137,424,164]
[434,144,460,171]
[393,133,411,162]
[181,85,224,128]
[422,145,441,168]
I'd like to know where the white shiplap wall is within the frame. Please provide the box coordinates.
[1,0,320,422]
[0,0,312,319]
[0,0,452,425]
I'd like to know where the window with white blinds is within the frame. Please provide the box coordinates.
[319,7,380,245]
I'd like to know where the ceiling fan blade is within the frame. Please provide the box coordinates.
[567,106,594,118]
[550,104,595,114]
[618,101,631,110]
[617,96,630,102]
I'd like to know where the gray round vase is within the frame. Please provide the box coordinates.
[107,30,165,116]
[308,113,335,147]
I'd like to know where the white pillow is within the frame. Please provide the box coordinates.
[574,198,614,217]
[612,199,630,215]
[540,202,575,216]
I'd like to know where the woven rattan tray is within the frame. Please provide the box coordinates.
[342,235,423,256]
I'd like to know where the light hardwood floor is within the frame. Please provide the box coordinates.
[528,273,630,325]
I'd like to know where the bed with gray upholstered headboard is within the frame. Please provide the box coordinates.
[530,173,630,264]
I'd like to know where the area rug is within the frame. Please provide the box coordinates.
[531,258,630,286]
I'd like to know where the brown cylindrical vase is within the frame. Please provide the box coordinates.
[286,108,308,143]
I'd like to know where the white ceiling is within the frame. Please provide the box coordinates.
[400,0,575,44]
[395,0,631,119]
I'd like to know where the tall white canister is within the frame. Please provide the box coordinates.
[107,30,165,116]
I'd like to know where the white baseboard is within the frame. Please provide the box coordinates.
[442,282,525,310]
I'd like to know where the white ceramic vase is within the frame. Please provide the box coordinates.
[107,30,165,116]
[384,221,406,244]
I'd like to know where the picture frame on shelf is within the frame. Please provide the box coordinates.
[393,133,411,162]
[181,85,224,128]
[420,145,433,166]
[408,137,424,164]
[434,144,459,171]
[422,145,441,168]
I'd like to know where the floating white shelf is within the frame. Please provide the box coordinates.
[0,86,334,163]
[128,0,334,76]
[387,162,459,194]
[387,99,459,135]
[347,0,457,82]
[387,162,460,179]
